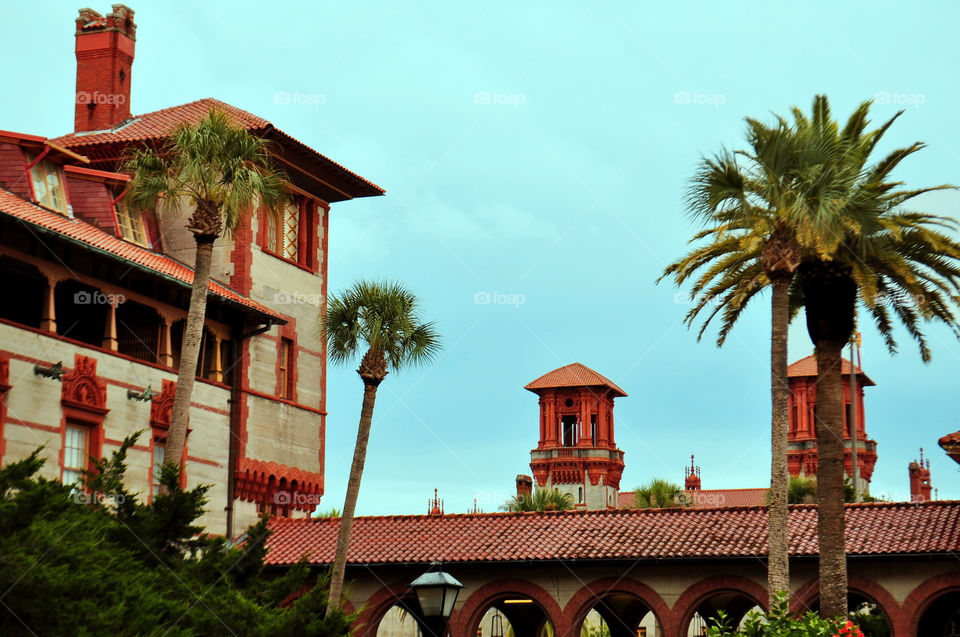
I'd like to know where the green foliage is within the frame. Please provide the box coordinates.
[0,437,353,636]
[706,593,864,637]
[503,488,575,512]
[322,279,442,371]
[786,476,857,504]
[634,478,685,508]
[123,108,288,239]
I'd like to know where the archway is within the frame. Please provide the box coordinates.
[54,279,109,346]
[454,579,564,637]
[792,579,896,637]
[0,256,44,329]
[355,582,429,637]
[564,578,669,637]
[903,573,960,637]
[674,576,767,637]
[115,299,162,363]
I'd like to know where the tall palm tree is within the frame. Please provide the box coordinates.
[124,109,287,471]
[786,96,960,618]
[661,118,808,600]
[503,488,575,512]
[322,280,441,615]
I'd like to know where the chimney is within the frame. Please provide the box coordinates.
[908,448,932,502]
[684,454,701,491]
[74,5,137,132]
[515,474,533,499]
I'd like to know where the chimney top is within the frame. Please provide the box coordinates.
[73,5,136,132]
[76,5,136,39]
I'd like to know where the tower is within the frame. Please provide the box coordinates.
[685,455,701,491]
[909,449,932,502]
[74,5,137,132]
[786,355,877,494]
[525,363,626,510]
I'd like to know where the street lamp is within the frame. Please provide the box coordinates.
[411,562,464,636]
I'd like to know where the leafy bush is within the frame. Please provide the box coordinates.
[706,593,863,637]
[0,437,352,636]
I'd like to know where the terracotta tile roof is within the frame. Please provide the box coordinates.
[0,188,282,321]
[940,430,960,446]
[50,98,383,199]
[264,500,960,566]
[525,362,627,397]
[787,355,875,386]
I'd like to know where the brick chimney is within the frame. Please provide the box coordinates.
[74,5,136,132]
[515,474,533,499]
[908,448,932,502]
[684,454,701,491]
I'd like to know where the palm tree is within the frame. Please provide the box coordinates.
[322,280,441,615]
[124,109,287,472]
[661,117,808,600]
[786,96,960,618]
[503,488,575,512]
[633,478,685,508]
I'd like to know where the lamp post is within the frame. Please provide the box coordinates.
[411,562,464,637]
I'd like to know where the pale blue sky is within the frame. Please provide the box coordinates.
[4,1,960,513]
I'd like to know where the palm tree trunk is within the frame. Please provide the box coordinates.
[164,237,215,473]
[768,276,791,599]
[326,381,379,615]
[815,339,848,619]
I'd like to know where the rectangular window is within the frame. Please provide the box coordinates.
[278,338,294,399]
[262,201,303,263]
[63,424,88,487]
[29,156,68,213]
[151,439,166,497]
[115,200,148,246]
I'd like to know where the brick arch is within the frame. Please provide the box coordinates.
[901,571,960,637]
[563,577,671,635]
[450,578,567,637]
[352,580,420,637]
[672,575,768,637]
[790,577,901,635]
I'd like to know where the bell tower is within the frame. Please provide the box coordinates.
[525,363,626,510]
[786,355,877,494]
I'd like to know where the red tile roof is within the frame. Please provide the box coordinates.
[0,188,282,321]
[525,363,627,397]
[264,500,960,566]
[787,355,875,386]
[940,430,960,446]
[51,98,384,199]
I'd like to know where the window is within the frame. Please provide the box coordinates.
[278,338,294,399]
[115,200,148,246]
[263,202,300,261]
[561,415,578,447]
[29,156,68,213]
[151,439,166,497]
[578,487,583,503]
[63,424,88,487]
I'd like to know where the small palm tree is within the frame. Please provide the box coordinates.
[124,109,287,472]
[322,280,440,615]
[503,488,575,512]
[633,479,685,508]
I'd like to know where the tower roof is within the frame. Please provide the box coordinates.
[524,362,627,397]
[787,355,875,386]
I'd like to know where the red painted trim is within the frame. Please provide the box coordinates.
[63,165,129,182]
[6,417,61,434]
[0,129,46,144]
[275,318,298,402]
[102,438,150,452]
[240,388,326,416]
[185,454,223,468]
[59,354,109,483]
[452,578,568,637]
[257,333,325,360]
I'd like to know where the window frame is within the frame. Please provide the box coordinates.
[62,423,89,488]
[259,198,314,268]
[278,337,294,399]
[114,197,149,247]
[28,155,69,214]
[149,433,166,500]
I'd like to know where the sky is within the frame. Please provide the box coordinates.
[4,1,960,514]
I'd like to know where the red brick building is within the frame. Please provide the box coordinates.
[0,4,382,536]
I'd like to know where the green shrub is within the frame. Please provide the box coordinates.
[706,593,864,637]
